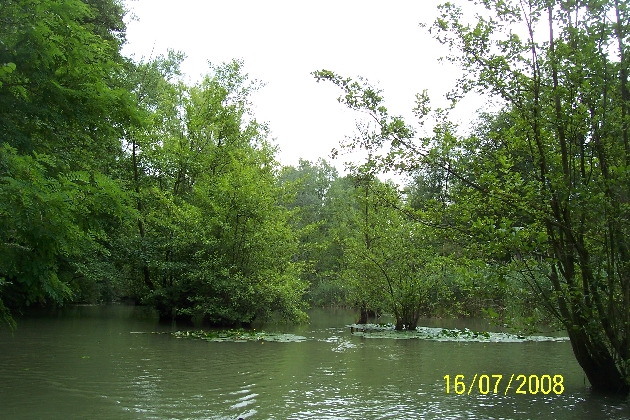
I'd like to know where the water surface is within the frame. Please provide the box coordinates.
[0,305,627,419]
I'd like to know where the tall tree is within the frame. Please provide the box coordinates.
[0,0,135,325]
[123,58,307,324]
[314,0,630,395]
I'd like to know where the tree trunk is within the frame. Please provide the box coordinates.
[395,310,420,331]
[357,306,369,324]
[568,329,630,395]
[133,138,152,290]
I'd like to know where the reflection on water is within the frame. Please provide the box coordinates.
[0,305,628,419]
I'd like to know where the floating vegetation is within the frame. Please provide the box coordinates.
[134,325,567,344]
[349,324,569,343]
[171,329,307,343]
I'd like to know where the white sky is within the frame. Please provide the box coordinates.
[121,0,483,175]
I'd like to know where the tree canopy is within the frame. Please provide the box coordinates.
[314,0,630,395]
[0,0,307,327]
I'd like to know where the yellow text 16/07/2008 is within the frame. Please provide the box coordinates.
[444,374,564,395]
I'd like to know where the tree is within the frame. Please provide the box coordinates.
[0,0,136,326]
[332,170,455,329]
[122,58,307,324]
[278,159,344,305]
[314,0,630,395]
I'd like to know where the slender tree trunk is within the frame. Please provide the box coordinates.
[132,138,152,290]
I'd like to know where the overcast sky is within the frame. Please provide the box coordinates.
[121,0,482,174]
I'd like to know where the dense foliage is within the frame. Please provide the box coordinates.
[0,0,306,327]
[314,0,630,396]
[0,0,133,327]
[0,1,513,333]
[3,0,628,396]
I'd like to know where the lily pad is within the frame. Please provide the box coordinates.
[349,324,569,343]
[171,329,307,343]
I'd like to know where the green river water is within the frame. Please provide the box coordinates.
[0,305,628,419]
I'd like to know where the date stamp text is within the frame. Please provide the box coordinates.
[444,374,564,395]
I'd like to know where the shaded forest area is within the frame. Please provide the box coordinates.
[1,0,629,394]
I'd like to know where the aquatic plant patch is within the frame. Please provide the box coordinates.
[134,325,567,344]
[349,324,569,343]
[171,329,307,343]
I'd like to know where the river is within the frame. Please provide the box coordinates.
[0,305,628,419]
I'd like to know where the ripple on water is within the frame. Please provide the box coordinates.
[222,384,259,417]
